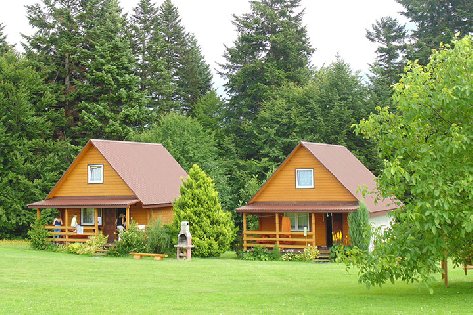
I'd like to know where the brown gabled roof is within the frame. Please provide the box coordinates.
[90,139,187,206]
[44,139,187,206]
[244,141,398,215]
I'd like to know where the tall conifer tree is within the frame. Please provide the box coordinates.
[24,0,148,143]
[397,0,473,64]
[74,0,149,140]
[0,52,74,237]
[156,0,212,114]
[129,0,174,115]
[0,22,11,54]
[220,0,313,159]
[366,17,407,105]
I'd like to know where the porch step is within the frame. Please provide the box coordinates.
[315,248,331,262]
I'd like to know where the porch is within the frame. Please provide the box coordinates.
[36,206,130,243]
[238,202,358,251]
[29,196,140,244]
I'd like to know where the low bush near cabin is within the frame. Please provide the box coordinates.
[145,220,172,254]
[241,246,282,261]
[27,220,51,250]
[109,222,146,256]
[281,245,319,262]
[330,244,352,261]
[66,234,107,255]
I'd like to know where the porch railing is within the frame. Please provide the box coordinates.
[45,225,97,243]
[243,230,316,250]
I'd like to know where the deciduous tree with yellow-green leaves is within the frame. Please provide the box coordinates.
[350,36,473,287]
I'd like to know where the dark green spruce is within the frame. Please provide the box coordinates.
[220,0,314,160]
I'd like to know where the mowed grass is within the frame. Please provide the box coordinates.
[0,242,471,314]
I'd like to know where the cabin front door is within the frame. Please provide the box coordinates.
[325,213,333,247]
[102,209,117,243]
[332,213,343,244]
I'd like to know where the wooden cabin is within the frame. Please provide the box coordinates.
[237,141,398,250]
[28,139,187,243]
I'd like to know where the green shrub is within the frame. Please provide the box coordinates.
[109,222,146,256]
[240,246,281,261]
[66,234,107,255]
[330,244,352,261]
[146,220,172,254]
[281,245,319,262]
[271,245,282,261]
[66,243,83,254]
[348,202,372,251]
[27,220,51,250]
[241,246,274,261]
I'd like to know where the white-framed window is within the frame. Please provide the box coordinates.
[285,213,310,231]
[88,164,103,184]
[81,208,102,226]
[295,168,314,188]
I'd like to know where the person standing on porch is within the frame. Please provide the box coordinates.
[116,213,126,240]
[52,216,63,239]
[70,214,78,232]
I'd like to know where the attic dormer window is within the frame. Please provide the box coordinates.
[88,164,103,184]
[296,169,314,188]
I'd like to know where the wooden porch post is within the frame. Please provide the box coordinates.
[275,213,280,247]
[311,213,316,247]
[36,208,41,221]
[94,208,99,236]
[126,206,130,230]
[242,213,247,251]
[65,208,69,243]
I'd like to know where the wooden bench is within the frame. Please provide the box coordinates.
[130,252,168,261]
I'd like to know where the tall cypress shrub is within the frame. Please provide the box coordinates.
[173,164,235,257]
[348,202,372,251]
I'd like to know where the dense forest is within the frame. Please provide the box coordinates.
[0,0,471,238]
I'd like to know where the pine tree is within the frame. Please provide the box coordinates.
[397,0,473,64]
[179,35,213,113]
[0,22,11,54]
[173,164,235,257]
[129,0,174,115]
[0,52,74,237]
[24,0,148,143]
[366,17,407,105]
[156,0,212,113]
[220,0,313,159]
[24,0,83,139]
[74,0,149,141]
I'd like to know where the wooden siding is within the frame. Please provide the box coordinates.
[130,205,148,225]
[50,145,135,197]
[150,207,174,225]
[259,215,277,231]
[252,146,356,202]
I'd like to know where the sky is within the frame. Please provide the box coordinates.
[0,0,406,90]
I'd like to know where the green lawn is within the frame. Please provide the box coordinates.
[0,242,471,314]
